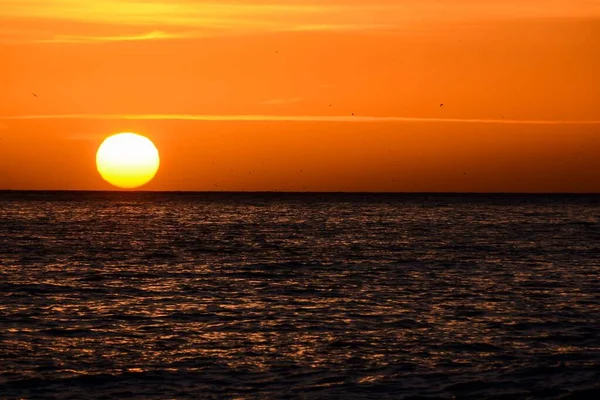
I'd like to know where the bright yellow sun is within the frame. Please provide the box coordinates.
[96,133,160,189]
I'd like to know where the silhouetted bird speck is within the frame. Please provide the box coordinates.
[440,104,444,107]
[32,93,38,97]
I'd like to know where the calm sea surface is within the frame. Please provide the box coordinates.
[0,192,599,399]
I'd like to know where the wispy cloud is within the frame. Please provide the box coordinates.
[287,24,395,32]
[261,97,305,105]
[3,1,598,25]
[2,1,598,43]
[34,30,184,44]
[2,114,600,125]
[0,1,342,42]
[0,1,323,26]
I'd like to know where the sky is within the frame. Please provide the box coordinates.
[0,0,599,192]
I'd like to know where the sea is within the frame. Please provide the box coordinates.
[0,191,599,399]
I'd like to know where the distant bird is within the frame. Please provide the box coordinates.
[352,113,355,116]
[275,50,279,54]
[32,93,38,97]
[440,103,444,107]
[329,104,332,107]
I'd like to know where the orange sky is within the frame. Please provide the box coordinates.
[1,0,599,192]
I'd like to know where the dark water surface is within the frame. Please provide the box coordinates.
[1,192,599,399]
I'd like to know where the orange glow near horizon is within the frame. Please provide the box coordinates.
[0,0,599,192]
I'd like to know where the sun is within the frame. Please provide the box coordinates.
[96,133,160,189]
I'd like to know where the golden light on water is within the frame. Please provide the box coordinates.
[96,133,160,189]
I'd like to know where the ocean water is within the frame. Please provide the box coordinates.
[0,192,599,400]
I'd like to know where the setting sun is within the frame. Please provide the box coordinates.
[96,133,160,189]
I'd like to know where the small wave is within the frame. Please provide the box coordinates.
[38,328,94,337]
[442,342,504,353]
[559,387,600,399]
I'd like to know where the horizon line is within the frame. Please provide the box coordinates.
[2,113,600,125]
[0,189,599,195]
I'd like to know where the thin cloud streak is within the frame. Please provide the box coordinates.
[0,2,328,29]
[3,31,185,44]
[2,1,598,25]
[35,30,183,43]
[261,97,305,105]
[287,24,396,32]
[2,114,600,125]
[1,0,598,43]
[0,24,396,44]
